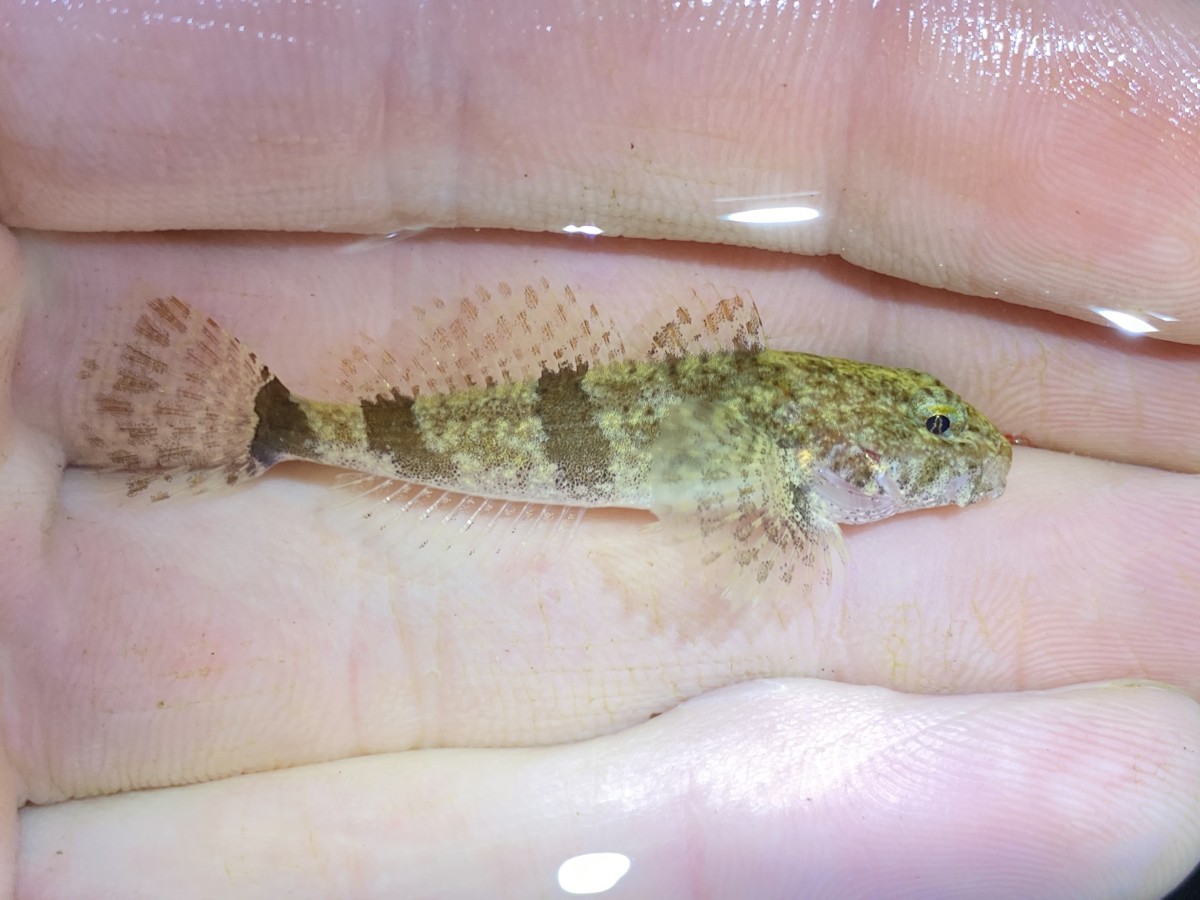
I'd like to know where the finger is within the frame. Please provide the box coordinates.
[13,424,1200,804]
[2,1,1199,339]
[0,224,27,900]
[844,447,1200,695]
[17,680,1200,899]
[0,226,23,435]
[8,243,1200,803]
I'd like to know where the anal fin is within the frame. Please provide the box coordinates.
[331,472,586,565]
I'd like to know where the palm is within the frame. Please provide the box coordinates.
[3,1,1199,897]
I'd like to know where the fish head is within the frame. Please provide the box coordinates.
[773,357,1012,525]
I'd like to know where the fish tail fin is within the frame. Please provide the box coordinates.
[72,295,273,500]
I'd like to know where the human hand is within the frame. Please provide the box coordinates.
[2,1,1200,897]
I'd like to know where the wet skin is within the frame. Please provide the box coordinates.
[3,1,1200,897]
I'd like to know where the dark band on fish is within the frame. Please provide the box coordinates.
[360,390,458,484]
[535,363,616,498]
[250,374,318,466]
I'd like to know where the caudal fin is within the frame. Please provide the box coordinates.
[72,296,272,500]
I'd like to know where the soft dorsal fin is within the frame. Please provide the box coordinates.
[338,279,627,399]
[337,283,764,401]
[645,289,766,361]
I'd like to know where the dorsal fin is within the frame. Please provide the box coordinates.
[645,288,766,361]
[336,283,764,401]
[338,279,627,399]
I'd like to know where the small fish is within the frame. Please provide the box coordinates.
[69,287,1010,589]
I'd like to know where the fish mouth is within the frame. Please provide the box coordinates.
[949,455,1010,507]
[977,454,1011,502]
[817,442,1009,517]
[948,471,977,507]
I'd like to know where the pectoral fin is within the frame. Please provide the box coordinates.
[646,400,845,621]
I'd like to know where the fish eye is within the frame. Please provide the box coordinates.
[925,414,952,435]
[910,388,963,439]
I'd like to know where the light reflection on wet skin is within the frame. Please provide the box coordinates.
[557,851,632,895]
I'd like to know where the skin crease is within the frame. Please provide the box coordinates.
[1,2,1200,899]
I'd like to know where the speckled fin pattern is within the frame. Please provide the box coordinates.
[647,397,843,597]
[339,279,628,400]
[73,295,271,500]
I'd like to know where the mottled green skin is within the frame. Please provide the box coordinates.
[578,349,1009,518]
[258,348,1011,521]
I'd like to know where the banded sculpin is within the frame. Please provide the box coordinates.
[68,284,1010,593]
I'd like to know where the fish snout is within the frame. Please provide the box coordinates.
[968,453,1011,505]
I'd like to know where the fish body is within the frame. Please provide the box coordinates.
[256,348,1009,519]
[72,292,1010,586]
